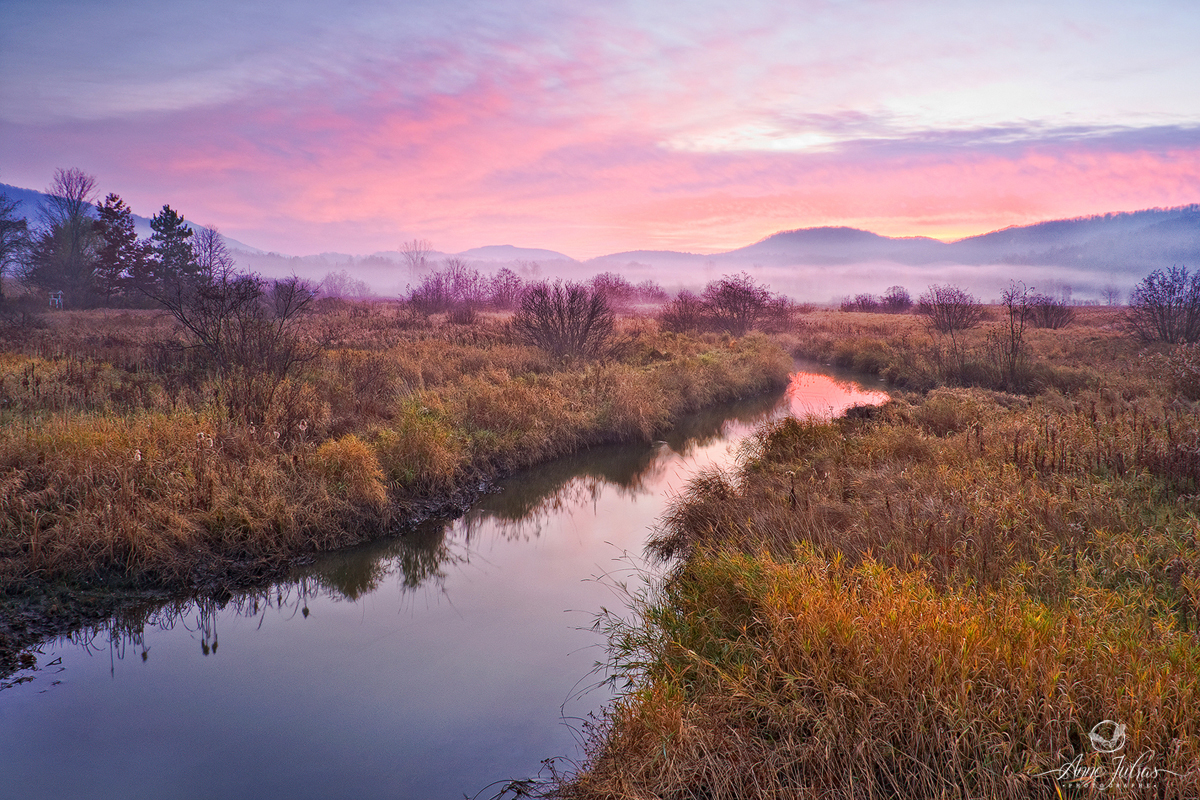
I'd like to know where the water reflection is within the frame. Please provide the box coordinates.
[0,366,887,800]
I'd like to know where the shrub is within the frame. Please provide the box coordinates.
[513,280,615,358]
[702,272,774,335]
[881,285,913,313]
[157,272,318,423]
[918,284,983,366]
[840,293,880,313]
[1030,293,1075,329]
[1126,265,1200,343]
[659,290,708,334]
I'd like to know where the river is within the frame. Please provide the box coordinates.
[0,364,886,800]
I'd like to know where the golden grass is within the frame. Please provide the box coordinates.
[0,307,792,587]
[561,307,1200,799]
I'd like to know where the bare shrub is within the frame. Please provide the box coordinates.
[590,272,638,310]
[840,293,880,313]
[917,284,982,366]
[487,267,524,310]
[1030,292,1075,329]
[702,272,773,335]
[634,279,668,303]
[513,280,615,358]
[881,285,913,313]
[1126,265,1200,344]
[658,290,708,333]
[158,271,318,422]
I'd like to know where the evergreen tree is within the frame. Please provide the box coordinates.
[94,193,152,304]
[151,204,198,286]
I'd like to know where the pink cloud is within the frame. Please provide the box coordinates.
[3,29,1199,258]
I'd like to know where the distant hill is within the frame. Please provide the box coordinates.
[0,182,266,255]
[456,244,576,262]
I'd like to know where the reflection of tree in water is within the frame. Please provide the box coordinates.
[460,388,788,542]
[11,372,889,687]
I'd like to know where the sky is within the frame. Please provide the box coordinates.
[2,0,1199,259]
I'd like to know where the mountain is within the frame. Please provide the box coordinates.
[723,227,950,265]
[456,244,576,262]
[0,182,266,255]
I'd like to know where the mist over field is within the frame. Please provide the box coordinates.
[218,204,1199,304]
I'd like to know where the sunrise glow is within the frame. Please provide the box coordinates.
[2,0,1199,257]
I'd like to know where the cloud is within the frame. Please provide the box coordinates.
[2,0,1199,256]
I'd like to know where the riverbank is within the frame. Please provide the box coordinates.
[0,304,792,667]
[562,309,1200,799]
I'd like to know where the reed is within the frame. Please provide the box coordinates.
[0,306,792,589]
[561,306,1200,799]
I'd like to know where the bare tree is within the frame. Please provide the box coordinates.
[400,238,432,280]
[192,225,236,283]
[513,280,614,358]
[995,281,1033,385]
[23,168,100,302]
[917,284,983,366]
[1101,284,1123,307]
[1126,265,1200,344]
[0,191,30,300]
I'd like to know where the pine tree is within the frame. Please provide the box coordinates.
[151,204,198,286]
[94,194,152,304]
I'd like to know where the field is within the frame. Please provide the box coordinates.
[561,307,1200,799]
[0,301,792,665]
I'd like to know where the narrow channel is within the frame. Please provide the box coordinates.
[0,364,886,800]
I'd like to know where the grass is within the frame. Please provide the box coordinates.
[0,304,792,591]
[560,307,1200,799]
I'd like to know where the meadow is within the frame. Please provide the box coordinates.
[0,301,791,597]
[561,307,1200,799]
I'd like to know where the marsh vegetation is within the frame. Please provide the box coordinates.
[559,302,1200,799]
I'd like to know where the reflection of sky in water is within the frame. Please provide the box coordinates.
[0,366,886,800]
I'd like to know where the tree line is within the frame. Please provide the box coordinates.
[0,167,222,307]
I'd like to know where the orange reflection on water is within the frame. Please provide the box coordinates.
[783,369,890,419]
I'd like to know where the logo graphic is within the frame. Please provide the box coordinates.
[1035,719,1183,792]
[1088,720,1127,754]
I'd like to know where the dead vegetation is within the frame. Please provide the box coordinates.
[0,302,792,590]
[559,307,1200,800]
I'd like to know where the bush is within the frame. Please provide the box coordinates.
[917,284,983,366]
[1127,265,1200,343]
[840,293,880,313]
[881,285,913,313]
[659,290,708,333]
[157,272,318,423]
[1030,293,1075,329]
[702,272,774,335]
[513,280,615,358]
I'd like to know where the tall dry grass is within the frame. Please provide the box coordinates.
[561,307,1200,799]
[0,306,792,588]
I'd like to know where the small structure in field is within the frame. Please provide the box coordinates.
[48,291,64,309]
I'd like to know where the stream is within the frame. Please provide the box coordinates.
[0,364,886,800]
